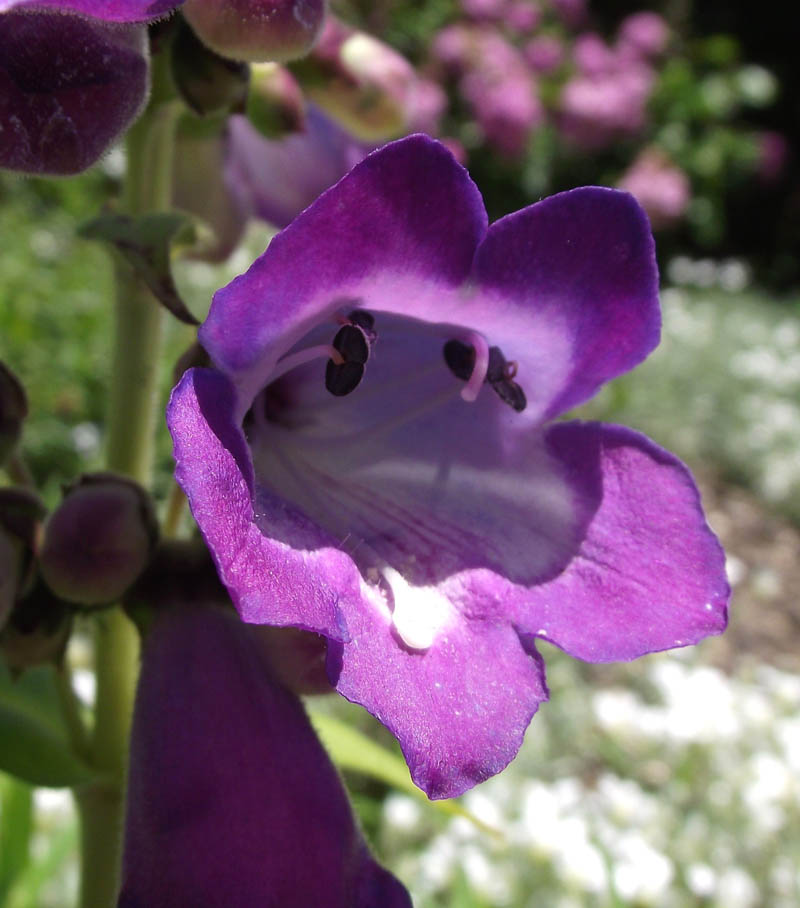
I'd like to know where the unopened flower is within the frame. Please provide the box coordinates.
[168,136,729,799]
[119,604,410,906]
[181,0,326,64]
[0,0,174,174]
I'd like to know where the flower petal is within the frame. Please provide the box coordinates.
[472,187,660,420]
[120,605,411,908]
[513,421,729,661]
[226,107,369,230]
[200,134,488,404]
[0,12,149,175]
[0,0,179,21]
[167,367,364,640]
[328,594,549,800]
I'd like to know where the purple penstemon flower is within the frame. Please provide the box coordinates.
[0,0,179,174]
[168,135,729,800]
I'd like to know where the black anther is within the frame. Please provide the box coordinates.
[443,339,527,412]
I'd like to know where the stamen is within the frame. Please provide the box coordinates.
[460,332,490,403]
[270,344,344,382]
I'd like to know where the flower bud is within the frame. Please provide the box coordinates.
[0,361,27,467]
[181,0,326,64]
[1,580,72,672]
[0,488,46,630]
[295,19,416,140]
[40,473,158,607]
[246,62,305,138]
[173,117,250,262]
[170,18,250,117]
[0,11,149,175]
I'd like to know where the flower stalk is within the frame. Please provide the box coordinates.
[75,80,179,908]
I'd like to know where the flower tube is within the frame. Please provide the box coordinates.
[119,603,410,906]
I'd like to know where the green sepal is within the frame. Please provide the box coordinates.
[78,211,211,326]
[0,662,96,788]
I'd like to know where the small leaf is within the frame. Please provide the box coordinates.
[79,212,207,325]
[0,776,33,899]
[308,711,500,837]
[0,664,95,788]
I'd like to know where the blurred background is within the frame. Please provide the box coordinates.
[1,0,799,905]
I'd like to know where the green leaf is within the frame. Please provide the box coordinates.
[0,664,95,788]
[0,776,33,899]
[79,212,207,325]
[308,711,500,838]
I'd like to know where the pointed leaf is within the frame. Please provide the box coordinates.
[79,212,208,325]
[308,711,500,837]
[0,664,95,788]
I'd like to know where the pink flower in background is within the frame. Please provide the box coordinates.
[755,130,789,184]
[559,56,654,149]
[460,0,507,21]
[618,148,690,229]
[618,11,670,60]
[524,35,565,74]
[504,0,542,35]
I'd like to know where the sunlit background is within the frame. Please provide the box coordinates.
[1,0,799,905]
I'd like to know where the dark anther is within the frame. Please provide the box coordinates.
[443,339,527,412]
[325,313,376,397]
[491,379,527,412]
[443,339,475,380]
[347,309,377,343]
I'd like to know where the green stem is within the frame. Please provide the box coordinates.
[76,92,180,908]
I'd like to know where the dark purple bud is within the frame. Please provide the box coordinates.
[171,18,250,117]
[0,361,27,467]
[1,579,72,672]
[120,605,411,906]
[181,0,326,64]
[0,488,47,631]
[246,62,305,138]
[0,11,149,175]
[40,473,158,608]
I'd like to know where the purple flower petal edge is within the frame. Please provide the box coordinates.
[513,421,729,661]
[0,0,180,21]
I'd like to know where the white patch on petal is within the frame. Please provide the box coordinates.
[382,566,453,651]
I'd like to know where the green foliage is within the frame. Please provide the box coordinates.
[0,663,95,788]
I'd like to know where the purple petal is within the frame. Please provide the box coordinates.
[119,605,411,908]
[0,0,179,21]
[328,593,549,800]
[167,368,364,639]
[225,107,371,231]
[0,12,148,175]
[200,134,488,403]
[473,187,660,420]
[513,421,729,661]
